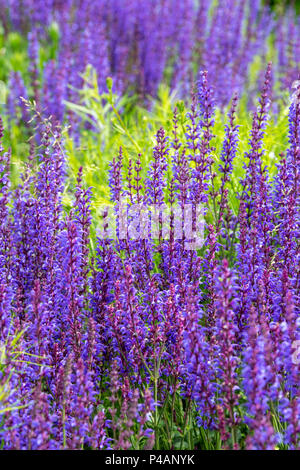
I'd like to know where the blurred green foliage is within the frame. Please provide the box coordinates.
[265,0,300,13]
[61,68,289,231]
[0,23,292,233]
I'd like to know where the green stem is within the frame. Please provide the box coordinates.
[110,103,141,153]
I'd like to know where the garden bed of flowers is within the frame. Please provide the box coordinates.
[0,0,299,451]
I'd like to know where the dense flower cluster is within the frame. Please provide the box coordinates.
[0,67,299,449]
[2,0,300,128]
